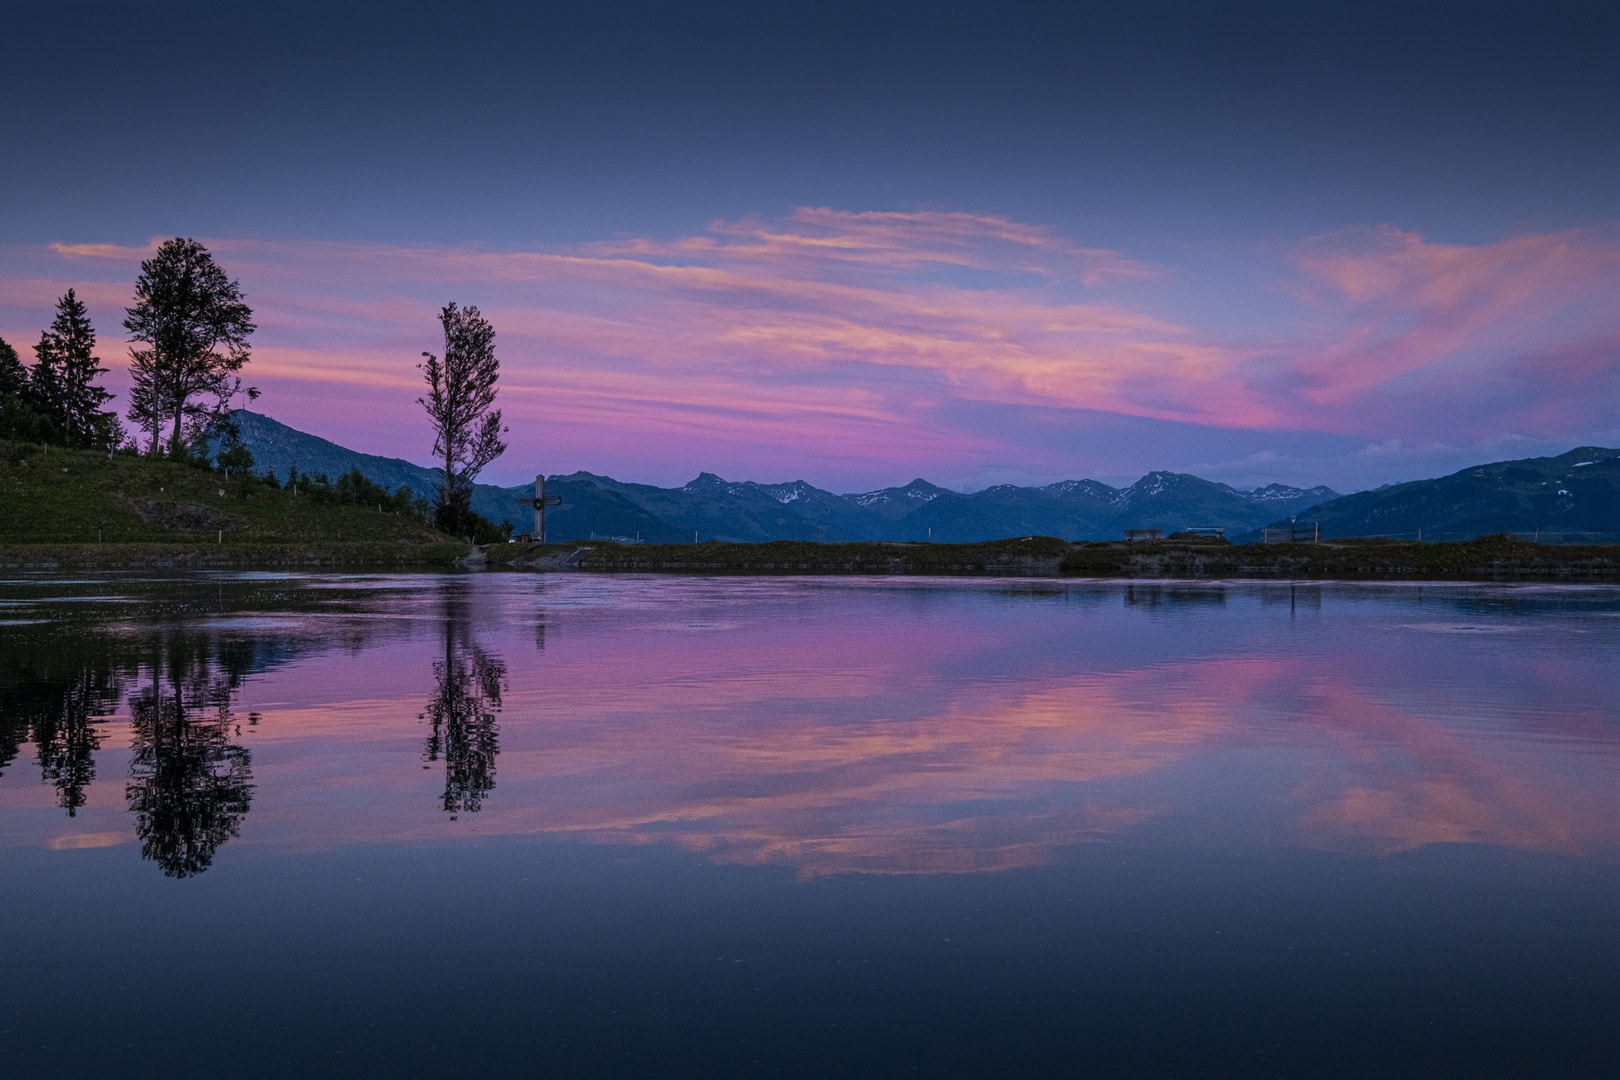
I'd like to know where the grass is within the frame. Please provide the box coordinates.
[0,440,465,565]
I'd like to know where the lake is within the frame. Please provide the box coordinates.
[1,572,1616,1078]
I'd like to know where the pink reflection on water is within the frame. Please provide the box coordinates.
[5,580,1617,876]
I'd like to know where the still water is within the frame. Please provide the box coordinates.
[0,572,1615,1078]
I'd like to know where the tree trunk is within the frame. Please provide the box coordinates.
[444,446,454,533]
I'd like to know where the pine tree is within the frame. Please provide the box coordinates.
[33,290,114,448]
[0,335,53,442]
[0,336,27,400]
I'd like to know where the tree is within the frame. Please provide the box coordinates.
[0,335,56,443]
[32,290,116,448]
[0,335,29,399]
[418,302,506,535]
[123,238,255,457]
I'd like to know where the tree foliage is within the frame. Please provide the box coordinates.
[281,465,432,519]
[123,238,255,457]
[418,302,507,536]
[31,290,119,448]
[0,335,56,442]
[0,335,27,399]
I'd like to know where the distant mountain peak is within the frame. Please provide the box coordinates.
[1248,483,1338,503]
[848,478,948,508]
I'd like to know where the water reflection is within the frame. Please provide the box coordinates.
[1,576,1616,884]
[0,580,388,875]
[421,589,506,816]
[125,637,255,877]
[0,649,122,815]
[2,629,122,815]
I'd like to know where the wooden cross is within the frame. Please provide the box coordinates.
[526,474,562,542]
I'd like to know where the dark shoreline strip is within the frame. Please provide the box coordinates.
[4,535,1617,580]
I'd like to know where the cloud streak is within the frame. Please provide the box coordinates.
[1,210,1614,488]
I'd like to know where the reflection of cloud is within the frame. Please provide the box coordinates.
[531,672,1239,878]
[50,831,127,850]
[3,641,1612,876]
[199,647,1611,878]
[1289,678,1615,856]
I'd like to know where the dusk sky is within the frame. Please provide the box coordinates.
[2,0,1615,492]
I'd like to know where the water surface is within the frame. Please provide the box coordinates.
[1,573,1616,1078]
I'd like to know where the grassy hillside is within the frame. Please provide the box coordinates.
[0,440,453,546]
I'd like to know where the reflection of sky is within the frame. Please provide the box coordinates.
[5,577,1617,877]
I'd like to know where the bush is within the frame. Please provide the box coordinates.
[283,466,431,520]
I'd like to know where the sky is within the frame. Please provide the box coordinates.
[1,0,1615,493]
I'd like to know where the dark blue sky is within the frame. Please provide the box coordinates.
[5,0,1613,248]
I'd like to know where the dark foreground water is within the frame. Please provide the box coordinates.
[0,573,1615,1079]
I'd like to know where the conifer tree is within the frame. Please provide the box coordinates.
[0,336,26,400]
[1,335,58,443]
[32,290,115,447]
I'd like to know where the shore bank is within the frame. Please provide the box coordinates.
[0,541,472,570]
[4,535,1616,580]
[489,534,1620,581]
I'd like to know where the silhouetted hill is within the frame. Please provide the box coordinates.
[1250,447,1620,543]
[223,410,1345,542]
[218,411,524,526]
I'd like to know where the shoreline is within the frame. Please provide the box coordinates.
[0,541,472,570]
[4,535,1618,581]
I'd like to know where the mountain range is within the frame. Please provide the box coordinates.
[222,411,1617,544]
[222,411,1337,542]
[1251,446,1620,543]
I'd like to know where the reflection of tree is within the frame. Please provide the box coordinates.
[0,635,123,814]
[421,593,505,816]
[34,669,119,814]
[125,641,254,878]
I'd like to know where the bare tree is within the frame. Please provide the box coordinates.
[123,238,255,457]
[418,302,507,535]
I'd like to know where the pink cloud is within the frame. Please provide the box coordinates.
[2,213,1615,484]
[1283,225,1619,435]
